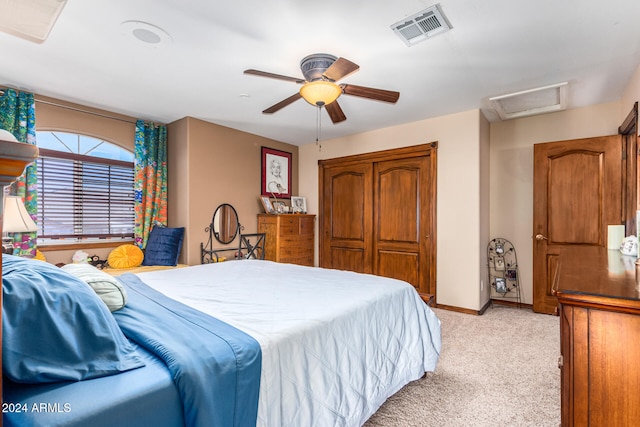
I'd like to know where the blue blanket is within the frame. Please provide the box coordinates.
[114,274,261,427]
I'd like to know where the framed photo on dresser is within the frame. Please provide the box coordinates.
[291,196,307,213]
[259,196,275,214]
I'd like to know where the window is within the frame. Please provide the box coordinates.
[36,132,135,242]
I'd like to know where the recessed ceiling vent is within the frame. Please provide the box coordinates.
[0,0,67,43]
[490,82,569,120]
[391,4,452,47]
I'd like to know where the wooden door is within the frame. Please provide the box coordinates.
[319,143,437,302]
[533,135,622,314]
[620,102,638,236]
[320,162,373,273]
[374,156,434,298]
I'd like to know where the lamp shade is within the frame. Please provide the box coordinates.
[299,81,342,106]
[4,196,37,233]
[0,129,19,143]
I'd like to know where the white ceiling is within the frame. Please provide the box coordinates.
[1,0,640,145]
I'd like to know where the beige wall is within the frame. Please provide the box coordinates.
[23,61,640,309]
[488,65,640,307]
[31,96,300,268]
[300,93,639,311]
[167,117,299,265]
[35,95,136,152]
[299,109,489,311]
[479,112,491,307]
[622,65,640,118]
[490,101,624,306]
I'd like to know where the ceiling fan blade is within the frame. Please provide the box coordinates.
[263,93,302,114]
[323,57,360,82]
[342,84,400,103]
[325,101,347,123]
[244,69,305,84]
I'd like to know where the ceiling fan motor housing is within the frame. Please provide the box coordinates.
[300,53,337,81]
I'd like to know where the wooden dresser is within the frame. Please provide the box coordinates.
[257,214,315,266]
[555,247,640,426]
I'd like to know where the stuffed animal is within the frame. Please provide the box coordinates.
[88,254,108,270]
[72,250,90,264]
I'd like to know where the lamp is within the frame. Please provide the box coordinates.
[268,182,286,214]
[0,129,19,143]
[3,195,37,253]
[299,81,342,106]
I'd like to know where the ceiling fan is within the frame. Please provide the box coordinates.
[244,53,400,124]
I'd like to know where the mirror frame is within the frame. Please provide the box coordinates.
[212,203,240,244]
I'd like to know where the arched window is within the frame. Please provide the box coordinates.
[36,131,134,242]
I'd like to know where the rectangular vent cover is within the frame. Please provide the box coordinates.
[0,0,67,43]
[489,82,569,120]
[391,4,452,47]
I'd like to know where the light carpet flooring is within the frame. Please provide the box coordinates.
[364,305,560,427]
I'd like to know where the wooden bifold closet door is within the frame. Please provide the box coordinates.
[319,143,437,303]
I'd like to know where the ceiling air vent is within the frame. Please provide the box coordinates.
[0,0,67,43]
[391,4,452,47]
[489,82,569,120]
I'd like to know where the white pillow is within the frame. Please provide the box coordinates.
[61,263,128,312]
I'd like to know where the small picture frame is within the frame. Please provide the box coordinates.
[506,269,517,281]
[259,196,275,214]
[291,196,307,213]
[494,256,505,271]
[495,277,507,293]
[272,201,286,214]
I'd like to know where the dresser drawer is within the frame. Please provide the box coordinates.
[279,216,298,226]
[279,225,300,236]
[280,254,314,266]
[280,234,313,248]
[299,217,314,235]
[279,245,313,258]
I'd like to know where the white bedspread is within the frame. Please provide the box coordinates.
[135,260,441,427]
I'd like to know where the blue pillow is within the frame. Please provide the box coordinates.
[142,226,185,266]
[2,255,145,383]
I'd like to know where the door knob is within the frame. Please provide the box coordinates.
[535,234,548,241]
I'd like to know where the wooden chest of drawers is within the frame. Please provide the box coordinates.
[556,247,640,426]
[257,214,315,266]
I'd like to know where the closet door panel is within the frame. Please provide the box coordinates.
[377,166,419,242]
[374,156,432,297]
[330,171,367,240]
[377,250,419,287]
[321,163,373,273]
[330,247,367,273]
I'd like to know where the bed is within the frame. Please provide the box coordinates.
[3,256,441,427]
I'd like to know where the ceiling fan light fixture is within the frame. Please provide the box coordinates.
[300,81,342,107]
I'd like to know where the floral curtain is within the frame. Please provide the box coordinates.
[134,119,168,249]
[0,89,38,256]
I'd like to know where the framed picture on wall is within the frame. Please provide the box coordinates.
[261,146,292,198]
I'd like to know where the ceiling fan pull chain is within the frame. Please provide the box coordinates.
[316,104,322,151]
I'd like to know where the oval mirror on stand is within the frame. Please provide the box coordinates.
[212,203,240,244]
